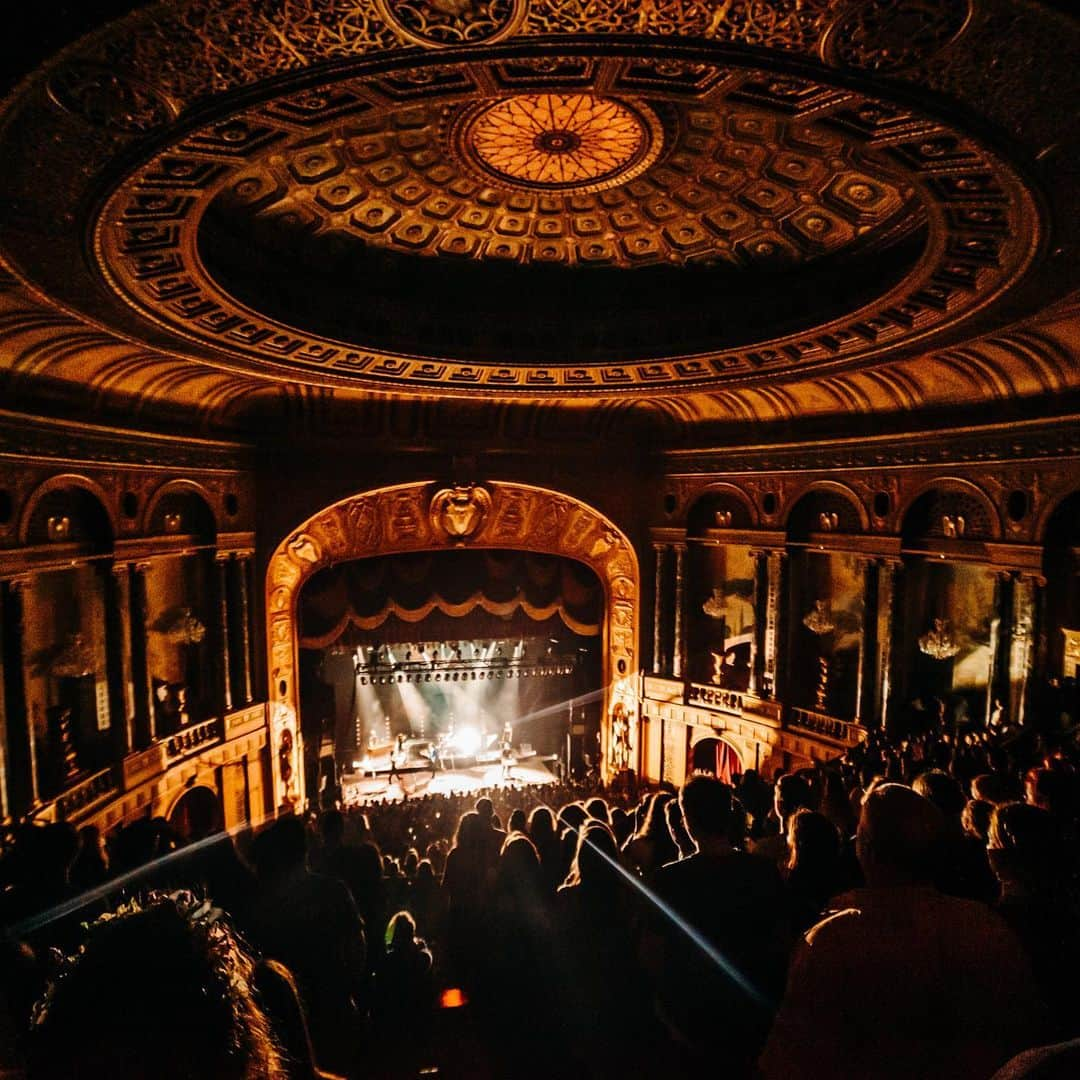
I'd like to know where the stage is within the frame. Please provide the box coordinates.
[341,753,559,804]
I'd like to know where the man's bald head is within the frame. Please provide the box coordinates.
[856,783,944,886]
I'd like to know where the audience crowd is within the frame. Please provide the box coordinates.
[1,714,1079,1079]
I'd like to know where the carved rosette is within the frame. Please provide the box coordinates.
[265,480,640,791]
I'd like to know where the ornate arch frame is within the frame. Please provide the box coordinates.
[265,481,640,809]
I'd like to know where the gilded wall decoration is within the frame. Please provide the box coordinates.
[265,480,640,793]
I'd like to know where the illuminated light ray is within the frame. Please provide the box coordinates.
[7,813,285,939]
[571,823,773,1010]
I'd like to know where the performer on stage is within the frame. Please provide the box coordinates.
[500,723,514,782]
[388,732,407,783]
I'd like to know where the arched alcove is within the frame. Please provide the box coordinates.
[265,482,639,810]
[21,475,114,551]
[1041,490,1080,688]
[686,486,756,535]
[144,481,217,541]
[688,733,743,784]
[784,485,868,721]
[168,784,222,843]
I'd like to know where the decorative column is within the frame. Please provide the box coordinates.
[762,550,785,699]
[104,564,133,761]
[236,553,254,705]
[987,572,1014,727]
[130,562,156,749]
[672,543,687,680]
[1,577,37,814]
[747,550,766,696]
[652,543,667,675]
[215,554,233,715]
[1009,573,1039,726]
[855,558,879,726]
[875,559,900,730]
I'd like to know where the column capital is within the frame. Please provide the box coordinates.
[651,541,670,553]
[3,574,33,591]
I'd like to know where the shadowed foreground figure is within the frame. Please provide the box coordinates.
[760,783,1045,1080]
[28,893,283,1080]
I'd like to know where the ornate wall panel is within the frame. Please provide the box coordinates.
[265,480,640,805]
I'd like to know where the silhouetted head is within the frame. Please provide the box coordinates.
[29,894,280,1080]
[775,773,813,823]
[787,809,840,873]
[988,801,1061,892]
[856,784,944,887]
[679,776,734,844]
[913,770,966,819]
[318,810,345,845]
[251,815,307,880]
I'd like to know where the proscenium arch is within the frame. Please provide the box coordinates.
[265,481,640,810]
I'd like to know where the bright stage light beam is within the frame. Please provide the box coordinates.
[451,726,481,756]
[573,824,771,1010]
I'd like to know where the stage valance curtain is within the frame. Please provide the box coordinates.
[299,550,602,648]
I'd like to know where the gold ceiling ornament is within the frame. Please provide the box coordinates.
[461,94,662,193]
[375,0,530,48]
[429,483,492,543]
[83,53,1037,393]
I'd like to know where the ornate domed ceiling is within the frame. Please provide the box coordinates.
[0,0,1076,419]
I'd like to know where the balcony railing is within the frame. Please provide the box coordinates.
[788,707,865,746]
[165,717,222,761]
[56,766,119,820]
[687,683,745,716]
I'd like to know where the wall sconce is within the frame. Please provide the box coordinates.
[46,516,71,542]
[942,515,966,538]
[818,512,839,532]
[163,512,183,534]
[715,510,732,527]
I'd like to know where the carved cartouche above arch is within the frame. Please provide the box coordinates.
[264,480,640,806]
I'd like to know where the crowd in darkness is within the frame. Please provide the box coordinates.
[1,717,1080,1079]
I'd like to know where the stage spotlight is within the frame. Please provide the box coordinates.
[453,726,481,756]
[360,676,367,685]
[435,673,442,681]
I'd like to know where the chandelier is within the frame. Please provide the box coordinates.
[918,618,961,660]
[163,607,206,645]
[702,588,728,619]
[802,599,836,635]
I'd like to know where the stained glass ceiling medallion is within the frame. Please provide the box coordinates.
[460,93,663,193]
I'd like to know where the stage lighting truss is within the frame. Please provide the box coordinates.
[354,653,577,685]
